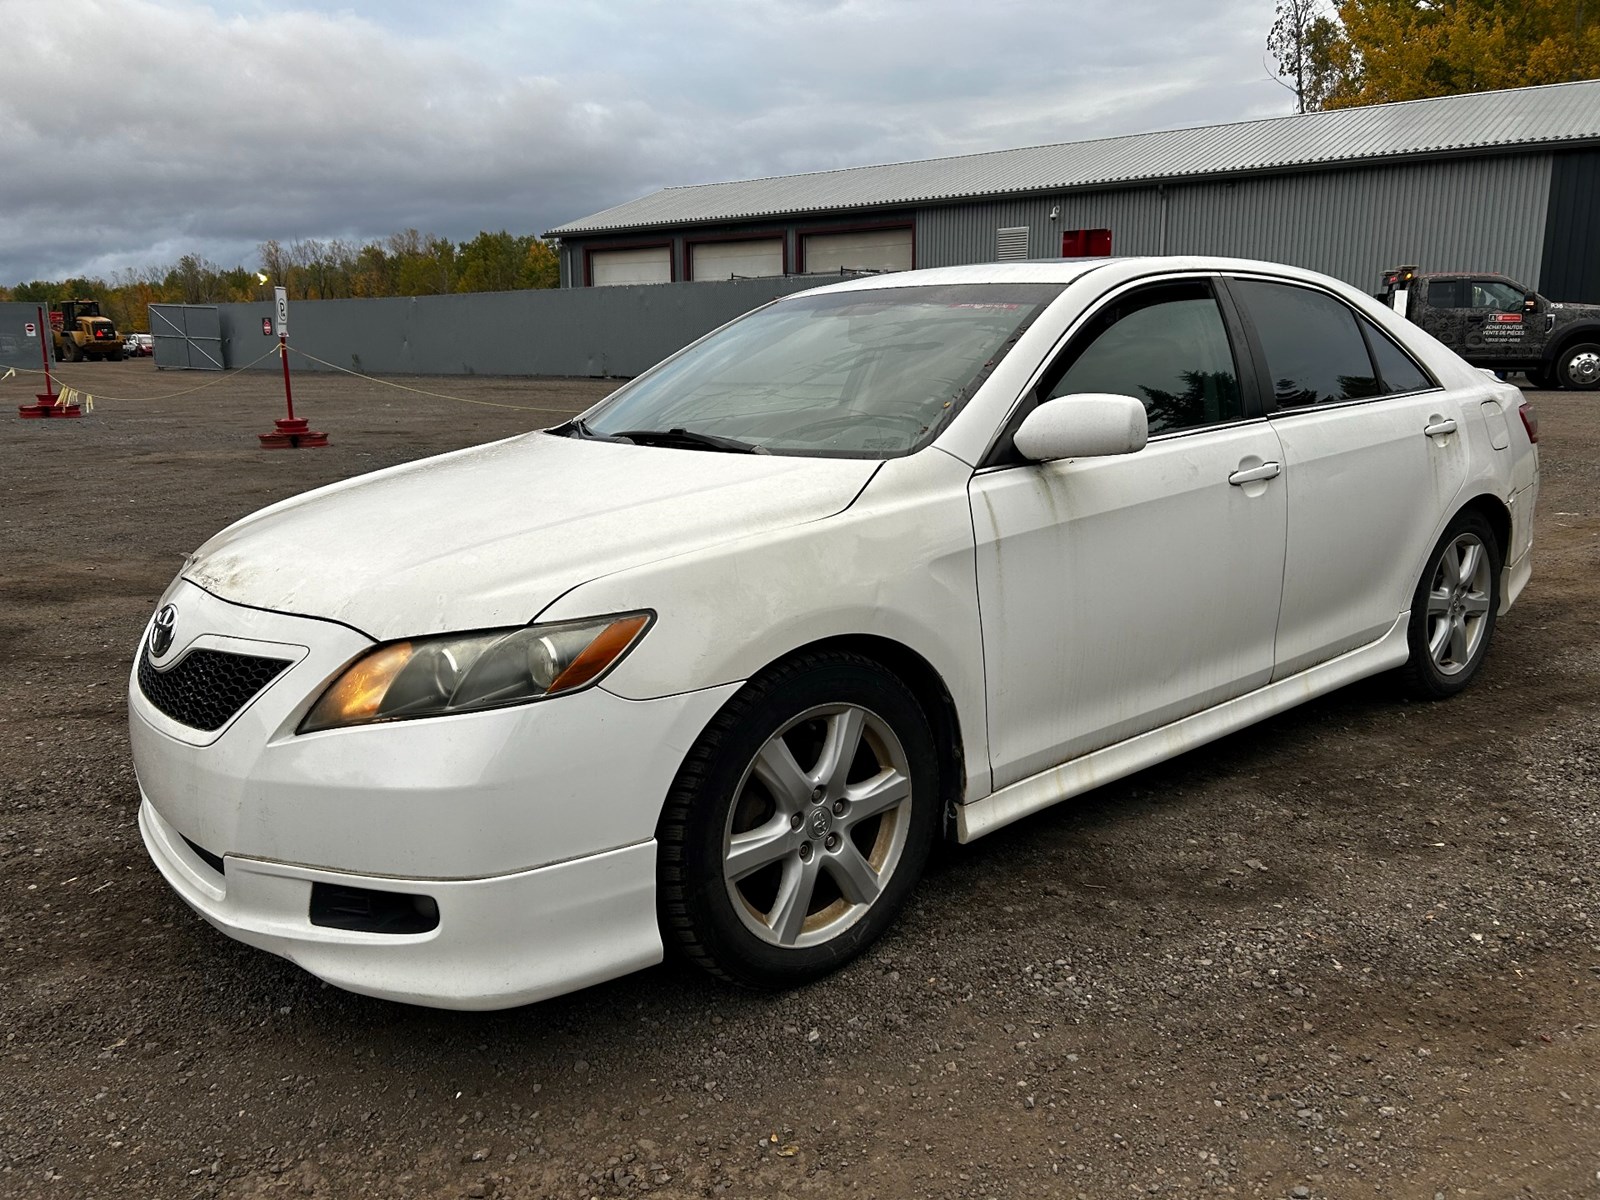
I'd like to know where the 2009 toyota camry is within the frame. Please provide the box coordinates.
[129,257,1540,1009]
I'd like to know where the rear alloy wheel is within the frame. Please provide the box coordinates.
[1398,511,1501,700]
[658,651,938,989]
[1556,341,1600,390]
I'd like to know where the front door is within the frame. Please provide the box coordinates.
[1417,277,1544,367]
[970,278,1288,790]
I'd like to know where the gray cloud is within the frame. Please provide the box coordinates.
[0,0,1290,282]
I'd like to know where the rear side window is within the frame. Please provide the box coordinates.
[1230,279,1380,408]
[1045,280,1242,435]
[1427,280,1463,308]
[1361,318,1434,395]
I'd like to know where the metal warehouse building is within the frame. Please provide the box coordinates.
[547,79,1600,302]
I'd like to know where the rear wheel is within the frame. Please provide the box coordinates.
[658,650,939,989]
[1555,341,1600,390]
[1398,511,1501,700]
[1525,366,1553,390]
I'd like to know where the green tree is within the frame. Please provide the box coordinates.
[455,230,531,294]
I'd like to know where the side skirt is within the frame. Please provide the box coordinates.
[956,614,1411,843]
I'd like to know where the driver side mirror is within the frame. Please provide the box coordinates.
[1013,393,1149,462]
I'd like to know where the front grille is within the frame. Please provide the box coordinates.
[138,645,293,731]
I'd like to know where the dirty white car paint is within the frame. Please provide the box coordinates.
[130,258,1539,1009]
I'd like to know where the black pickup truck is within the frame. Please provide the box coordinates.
[1381,266,1600,390]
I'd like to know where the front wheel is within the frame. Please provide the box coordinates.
[1555,341,1600,390]
[1397,511,1502,700]
[658,650,939,989]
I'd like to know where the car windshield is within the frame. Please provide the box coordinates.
[578,284,1061,457]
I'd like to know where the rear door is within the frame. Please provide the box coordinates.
[1225,276,1469,678]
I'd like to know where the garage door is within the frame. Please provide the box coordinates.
[802,228,913,274]
[690,239,783,281]
[589,246,672,286]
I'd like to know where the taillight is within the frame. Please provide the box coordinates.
[1518,401,1539,445]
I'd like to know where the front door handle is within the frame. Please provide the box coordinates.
[1228,461,1281,486]
[1424,418,1458,437]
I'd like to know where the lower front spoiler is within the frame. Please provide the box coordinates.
[139,798,662,1010]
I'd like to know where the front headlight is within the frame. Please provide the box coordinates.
[299,612,652,733]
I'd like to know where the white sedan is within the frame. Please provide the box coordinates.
[129,258,1540,1009]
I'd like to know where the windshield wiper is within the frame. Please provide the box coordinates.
[555,417,633,443]
[610,427,768,454]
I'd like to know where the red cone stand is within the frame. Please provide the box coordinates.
[258,332,327,448]
[259,415,328,448]
[17,305,82,419]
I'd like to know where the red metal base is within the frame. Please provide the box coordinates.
[18,393,82,419]
[258,416,328,449]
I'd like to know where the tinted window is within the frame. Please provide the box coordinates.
[1427,280,1462,308]
[1046,281,1241,435]
[1469,280,1524,312]
[1231,280,1379,408]
[1361,317,1434,395]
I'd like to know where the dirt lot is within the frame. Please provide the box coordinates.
[2,359,1597,1200]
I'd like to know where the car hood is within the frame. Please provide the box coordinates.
[184,432,879,640]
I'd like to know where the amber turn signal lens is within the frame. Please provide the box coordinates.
[548,615,651,694]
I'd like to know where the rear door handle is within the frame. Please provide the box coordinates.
[1424,419,1458,437]
[1228,461,1281,485]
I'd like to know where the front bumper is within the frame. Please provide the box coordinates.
[129,580,738,1007]
[140,799,660,1009]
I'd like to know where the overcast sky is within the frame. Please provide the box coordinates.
[0,0,1296,283]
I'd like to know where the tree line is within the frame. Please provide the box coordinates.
[1269,0,1600,113]
[1,229,561,333]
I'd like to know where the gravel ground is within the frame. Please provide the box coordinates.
[2,359,1597,1200]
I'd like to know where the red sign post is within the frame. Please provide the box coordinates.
[17,304,80,419]
[257,287,327,448]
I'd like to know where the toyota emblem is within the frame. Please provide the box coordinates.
[149,604,178,658]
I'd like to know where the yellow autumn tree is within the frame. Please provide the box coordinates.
[1321,0,1600,108]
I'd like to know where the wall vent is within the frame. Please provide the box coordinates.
[996,226,1030,261]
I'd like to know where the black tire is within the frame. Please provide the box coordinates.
[1554,341,1600,391]
[111,348,124,362]
[52,343,63,363]
[68,340,83,363]
[1398,510,1502,700]
[1525,367,1553,390]
[658,650,939,990]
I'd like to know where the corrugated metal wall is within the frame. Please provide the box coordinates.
[203,275,831,377]
[0,302,51,370]
[1539,149,1600,302]
[916,153,1555,290]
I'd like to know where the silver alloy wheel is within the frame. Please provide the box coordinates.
[722,703,913,949]
[1565,348,1600,387]
[1424,531,1494,676]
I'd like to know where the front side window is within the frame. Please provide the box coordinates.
[583,284,1060,457]
[1469,280,1525,312]
[1044,280,1242,435]
[1230,279,1379,408]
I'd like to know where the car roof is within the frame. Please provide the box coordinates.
[799,255,1356,295]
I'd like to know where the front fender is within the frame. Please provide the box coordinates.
[535,450,993,801]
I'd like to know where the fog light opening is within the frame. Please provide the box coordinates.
[309,883,440,935]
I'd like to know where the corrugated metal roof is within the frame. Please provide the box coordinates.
[548,80,1600,237]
